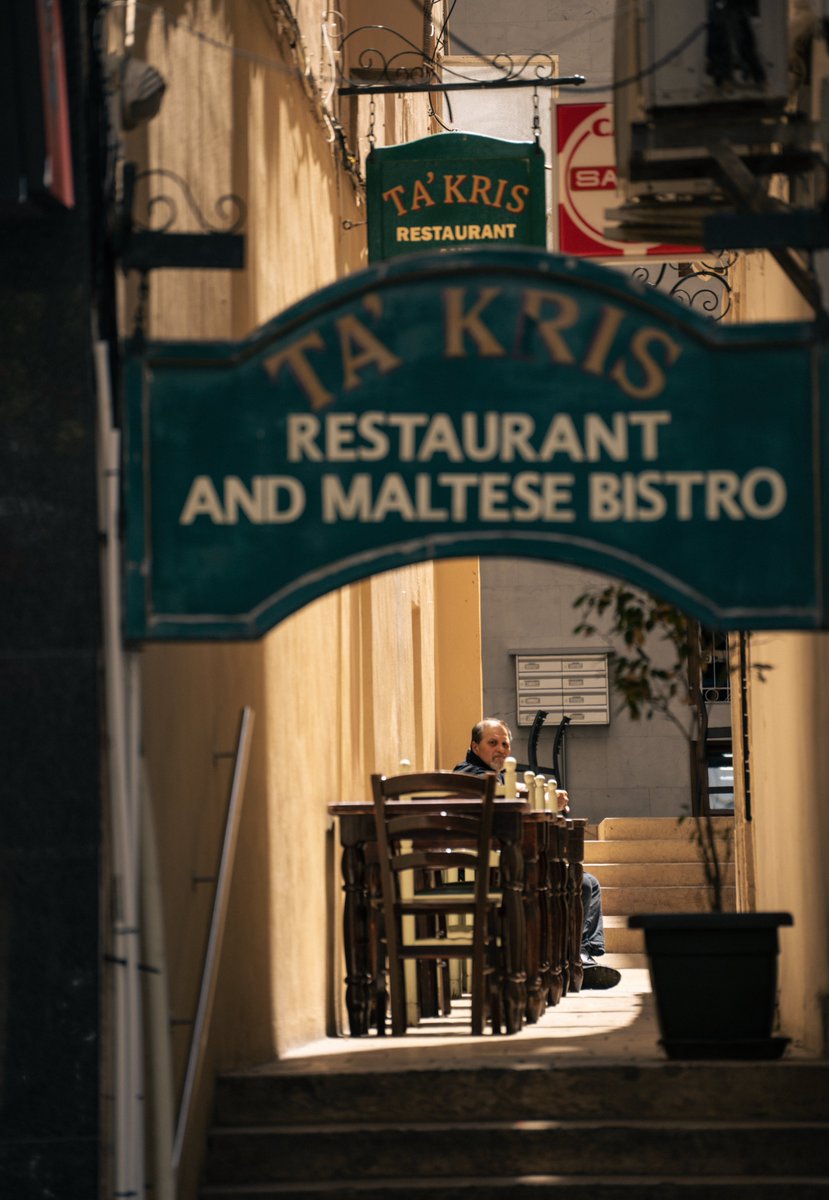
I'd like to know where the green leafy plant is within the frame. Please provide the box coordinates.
[573,583,729,911]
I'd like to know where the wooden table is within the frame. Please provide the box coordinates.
[329,800,587,1036]
[522,813,587,1022]
[328,798,529,1036]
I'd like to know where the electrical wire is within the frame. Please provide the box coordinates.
[433,0,618,64]
[434,0,457,56]
[429,0,456,128]
[428,0,709,96]
[103,0,715,177]
[580,19,708,94]
[105,0,698,97]
[321,8,343,107]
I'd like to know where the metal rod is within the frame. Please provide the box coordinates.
[95,340,145,1200]
[708,141,822,313]
[338,74,586,96]
[141,761,176,1200]
[172,706,255,1175]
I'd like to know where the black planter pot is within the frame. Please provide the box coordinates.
[628,911,794,1060]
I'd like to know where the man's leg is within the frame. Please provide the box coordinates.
[580,871,620,989]
[581,871,605,956]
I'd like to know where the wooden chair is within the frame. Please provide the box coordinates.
[370,771,502,1036]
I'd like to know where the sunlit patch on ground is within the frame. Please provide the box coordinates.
[270,966,664,1074]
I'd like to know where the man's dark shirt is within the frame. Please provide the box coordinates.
[453,749,503,782]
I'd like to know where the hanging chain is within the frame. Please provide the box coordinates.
[368,96,376,149]
[132,272,150,348]
[532,87,541,145]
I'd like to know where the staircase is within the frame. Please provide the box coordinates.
[198,816,829,1198]
[584,816,736,967]
[200,1058,829,1197]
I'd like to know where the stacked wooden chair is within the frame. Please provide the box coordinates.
[370,770,503,1036]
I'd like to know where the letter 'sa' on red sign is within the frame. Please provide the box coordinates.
[556,101,698,259]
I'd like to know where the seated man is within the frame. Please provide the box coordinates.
[454,717,621,990]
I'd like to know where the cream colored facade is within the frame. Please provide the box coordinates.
[116,3,480,1195]
[112,3,829,1197]
[726,253,829,1058]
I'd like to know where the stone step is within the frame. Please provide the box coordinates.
[204,1063,829,1197]
[200,1175,829,1199]
[602,916,645,954]
[599,885,736,915]
[212,1062,829,1128]
[597,817,733,842]
[601,951,648,970]
[202,1120,829,1186]
[588,862,736,887]
[584,838,734,865]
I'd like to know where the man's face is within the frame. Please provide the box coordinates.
[473,723,511,771]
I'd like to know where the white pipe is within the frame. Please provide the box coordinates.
[172,707,255,1175]
[141,763,176,1200]
[125,651,145,1192]
[94,339,144,1200]
[321,10,340,107]
[125,0,136,48]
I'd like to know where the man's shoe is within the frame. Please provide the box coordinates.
[580,954,621,989]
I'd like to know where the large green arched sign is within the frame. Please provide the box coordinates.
[124,247,828,639]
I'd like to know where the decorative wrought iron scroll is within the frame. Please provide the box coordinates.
[118,164,246,274]
[129,167,246,235]
[335,24,585,95]
[626,251,738,321]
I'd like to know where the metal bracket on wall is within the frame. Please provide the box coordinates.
[116,163,246,273]
[334,24,586,96]
[704,142,823,314]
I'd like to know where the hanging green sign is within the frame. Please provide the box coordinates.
[124,247,829,640]
[365,132,547,262]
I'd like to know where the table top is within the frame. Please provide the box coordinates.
[328,799,587,828]
[328,797,531,816]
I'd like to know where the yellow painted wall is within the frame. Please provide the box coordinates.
[118,4,480,1194]
[435,558,484,767]
[120,18,829,1190]
[730,251,829,1054]
[744,634,829,1051]
[127,1,829,1185]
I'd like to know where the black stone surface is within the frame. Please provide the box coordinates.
[0,3,104,1195]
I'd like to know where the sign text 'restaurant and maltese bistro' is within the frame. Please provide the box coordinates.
[124,248,829,640]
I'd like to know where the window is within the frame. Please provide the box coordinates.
[707,750,735,813]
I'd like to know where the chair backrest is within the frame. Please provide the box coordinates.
[371,772,496,921]
[370,771,499,1035]
[371,770,497,908]
[373,771,498,803]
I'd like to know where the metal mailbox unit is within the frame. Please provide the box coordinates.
[515,653,610,726]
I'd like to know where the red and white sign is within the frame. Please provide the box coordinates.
[35,0,74,208]
[556,102,694,258]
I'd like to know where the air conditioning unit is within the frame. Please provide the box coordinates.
[639,0,789,112]
[609,0,820,242]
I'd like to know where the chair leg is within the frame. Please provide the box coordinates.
[438,961,452,1015]
[372,912,388,1035]
[470,973,484,1036]
[417,960,436,1018]
[470,940,487,1035]
[389,957,408,1035]
[375,967,388,1036]
[487,973,502,1035]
